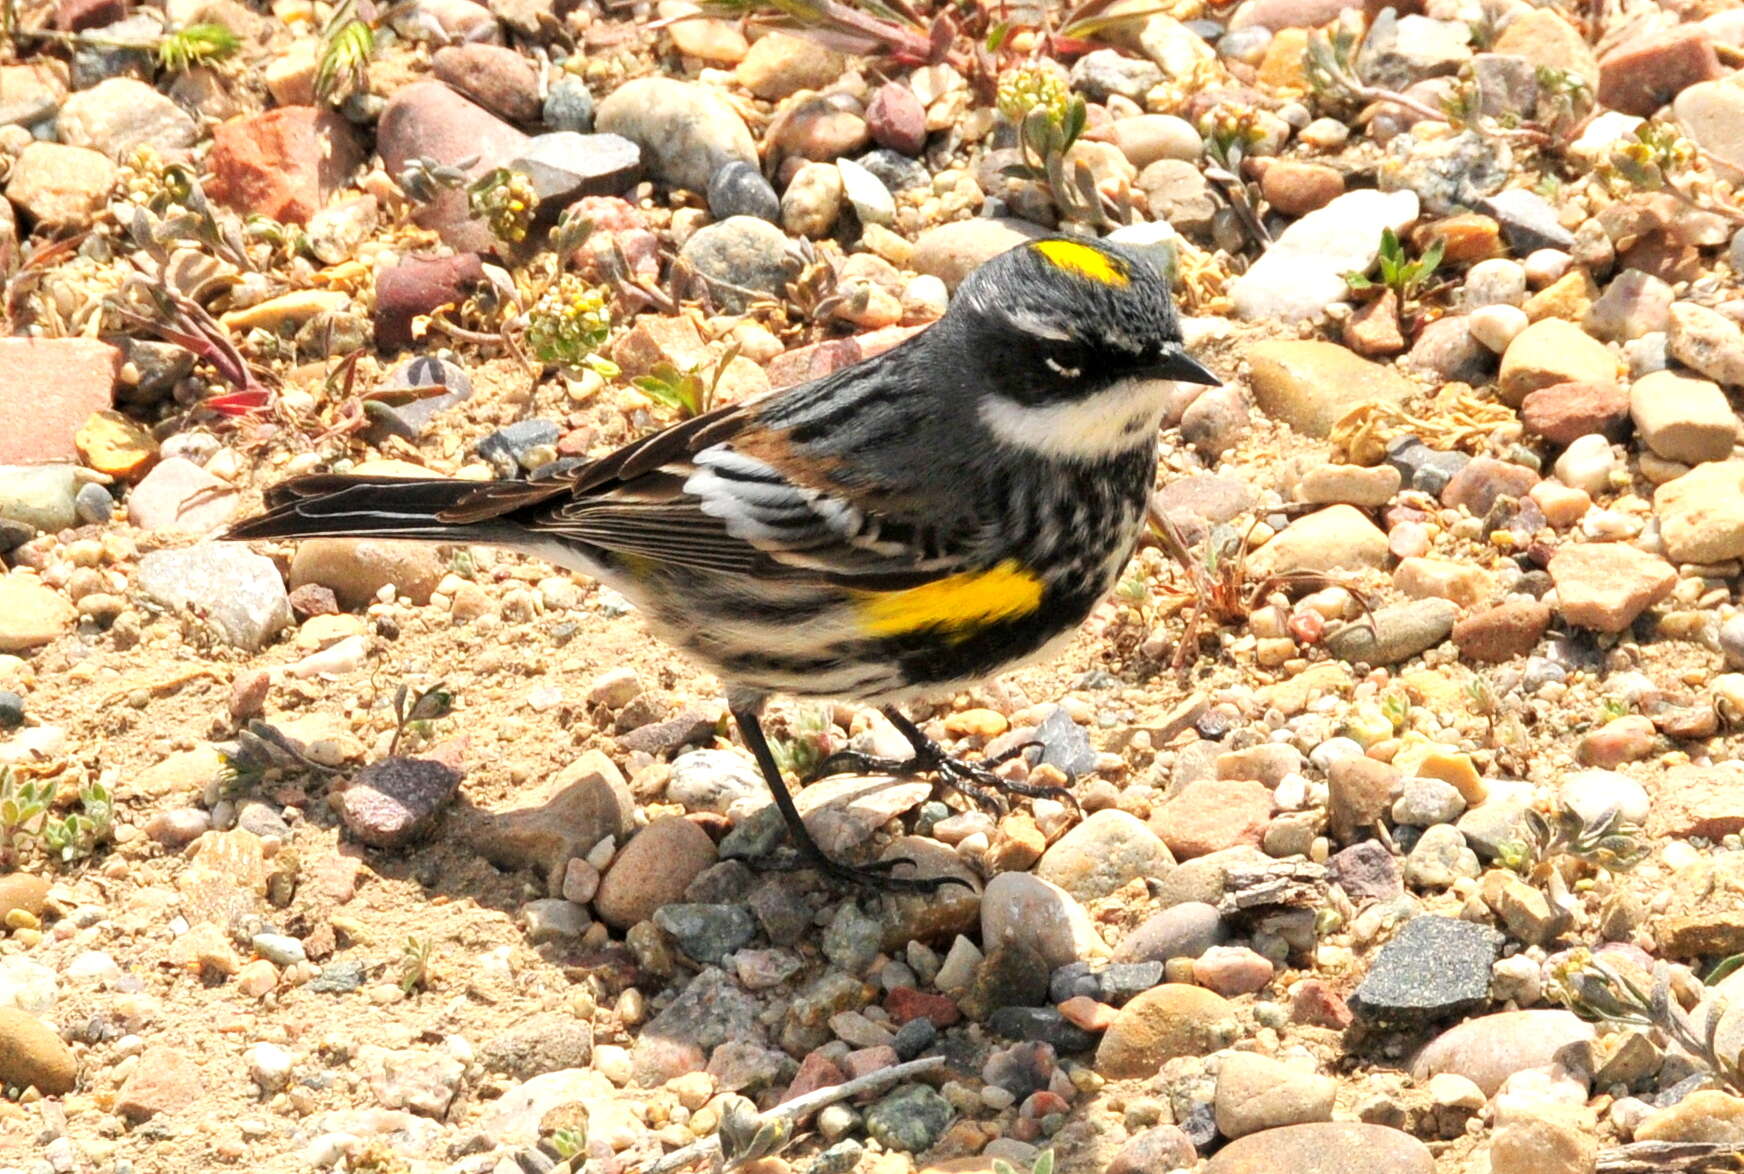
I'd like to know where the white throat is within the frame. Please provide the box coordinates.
[979,376,1171,461]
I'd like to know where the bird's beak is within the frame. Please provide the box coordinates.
[1152,349,1221,386]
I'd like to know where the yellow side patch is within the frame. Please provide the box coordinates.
[1032,240,1129,286]
[858,561,1045,638]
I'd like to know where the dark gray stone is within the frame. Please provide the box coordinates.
[1035,706,1097,777]
[0,690,23,730]
[1350,915,1503,1025]
[891,1016,937,1060]
[987,1006,1097,1053]
[1385,437,1471,496]
[310,959,366,993]
[853,148,930,193]
[707,160,780,223]
[74,482,115,525]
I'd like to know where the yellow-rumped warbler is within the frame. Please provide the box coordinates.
[228,237,1218,889]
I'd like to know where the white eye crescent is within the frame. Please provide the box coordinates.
[1044,356,1082,379]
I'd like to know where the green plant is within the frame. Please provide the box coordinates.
[468,168,540,245]
[526,274,616,373]
[993,1150,1056,1174]
[995,63,1113,226]
[769,706,833,780]
[0,769,50,869]
[717,1094,793,1166]
[316,0,376,103]
[633,342,741,420]
[550,1126,587,1161]
[156,22,240,71]
[399,935,433,994]
[1495,804,1649,878]
[40,781,112,865]
[1344,227,1444,302]
[1551,950,1744,1095]
[1378,686,1411,732]
[390,682,454,756]
[1601,120,1744,227]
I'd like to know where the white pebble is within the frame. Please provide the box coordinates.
[248,1042,295,1091]
[1524,248,1573,287]
[1468,303,1529,353]
[1463,258,1526,308]
[1299,117,1349,149]
[1554,433,1616,495]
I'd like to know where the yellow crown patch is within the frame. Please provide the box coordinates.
[1032,240,1129,287]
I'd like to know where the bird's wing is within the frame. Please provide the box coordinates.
[434,403,981,587]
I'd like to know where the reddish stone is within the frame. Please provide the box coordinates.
[1260,160,1344,217]
[1598,27,1722,117]
[207,107,363,225]
[1621,231,1703,285]
[867,82,927,155]
[376,81,530,252]
[1058,995,1118,1031]
[1648,763,1744,838]
[54,0,125,31]
[115,1047,203,1121]
[1290,980,1354,1029]
[1148,778,1273,860]
[1452,601,1551,663]
[1343,290,1406,356]
[373,253,487,350]
[1440,456,1539,516]
[766,326,922,389]
[779,1051,845,1103]
[1520,381,1632,445]
[432,43,541,124]
[885,986,961,1028]
[841,1045,897,1081]
[0,338,119,464]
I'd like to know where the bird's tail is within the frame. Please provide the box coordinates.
[224,475,521,544]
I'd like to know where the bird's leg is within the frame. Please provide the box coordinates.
[730,704,968,893]
[809,706,1078,817]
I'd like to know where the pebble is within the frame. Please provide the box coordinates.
[508,132,643,207]
[1214,1052,1335,1139]
[980,872,1104,970]
[1206,1122,1433,1174]
[1149,778,1273,859]
[594,817,718,930]
[1452,601,1551,662]
[838,157,895,227]
[1547,543,1675,632]
[678,215,804,313]
[543,76,594,132]
[1034,809,1174,901]
[339,755,464,848]
[0,1007,77,1094]
[1351,916,1502,1024]
[1631,370,1736,465]
[865,1084,954,1153]
[1192,946,1274,997]
[867,83,927,155]
[1324,599,1459,667]
[1635,1089,1744,1143]
[707,160,780,224]
[1655,459,1744,562]
[116,1046,203,1119]
[0,465,79,535]
[1411,1009,1595,1095]
[57,76,198,158]
[1093,984,1238,1079]
[1668,301,1744,388]
[911,219,1049,290]
[289,537,446,611]
[1498,318,1619,407]
[735,31,845,100]
[653,904,757,965]
[595,77,756,193]
[1231,190,1421,322]
[1246,341,1415,440]
[135,545,291,651]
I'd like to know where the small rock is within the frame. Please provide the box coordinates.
[1520,381,1632,445]
[707,160,780,223]
[1631,370,1737,464]
[1246,340,1416,439]
[594,817,719,930]
[865,1084,954,1153]
[135,545,291,651]
[980,873,1103,970]
[126,457,239,534]
[1325,599,1459,667]
[57,76,197,158]
[1667,301,1744,388]
[508,132,642,207]
[0,1007,76,1095]
[1113,902,1227,965]
[339,755,464,848]
[1548,543,1675,632]
[735,31,845,100]
[1214,1052,1335,1139]
[1351,916,1502,1025]
[1094,985,1239,1079]
[208,106,363,225]
[115,1046,203,1120]
[678,216,803,313]
[1206,1123,1433,1174]
[1453,601,1551,662]
[1597,26,1721,117]
[1411,1009,1595,1095]
[597,77,756,193]
[1498,319,1619,407]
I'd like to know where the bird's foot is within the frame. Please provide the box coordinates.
[808,739,1076,817]
[745,847,971,893]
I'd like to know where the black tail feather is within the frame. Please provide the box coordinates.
[225,475,510,543]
